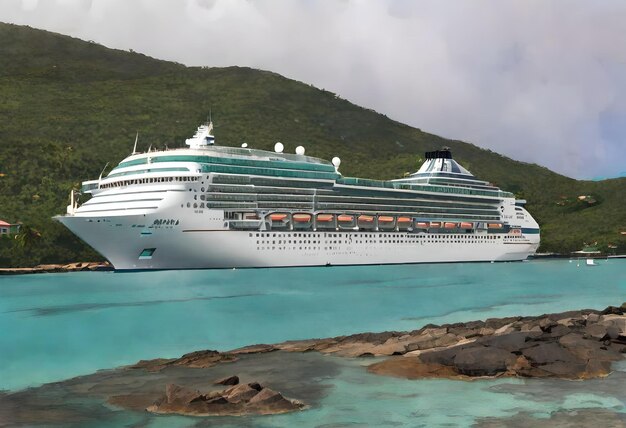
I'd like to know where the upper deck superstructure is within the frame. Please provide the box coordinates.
[57,122,540,270]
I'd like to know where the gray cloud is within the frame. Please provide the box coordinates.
[3,0,625,178]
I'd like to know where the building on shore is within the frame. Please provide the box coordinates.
[0,220,20,236]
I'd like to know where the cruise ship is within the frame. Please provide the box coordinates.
[55,123,540,270]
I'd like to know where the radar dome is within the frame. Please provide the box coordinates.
[295,146,305,155]
[241,143,248,148]
[274,142,284,153]
[332,157,341,168]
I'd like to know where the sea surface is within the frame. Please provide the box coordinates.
[1,259,625,426]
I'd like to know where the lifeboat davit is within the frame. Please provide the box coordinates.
[293,213,312,223]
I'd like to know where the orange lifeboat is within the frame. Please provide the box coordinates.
[316,214,334,222]
[416,221,429,229]
[430,221,442,228]
[337,214,355,222]
[444,222,457,229]
[293,213,312,223]
[378,216,395,223]
[460,222,473,229]
[358,215,374,223]
[397,217,412,223]
[269,213,288,221]
[488,223,503,229]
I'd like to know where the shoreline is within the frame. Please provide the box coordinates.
[1,255,625,275]
[0,262,113,275]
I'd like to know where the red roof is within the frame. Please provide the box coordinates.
[0,220,12,227]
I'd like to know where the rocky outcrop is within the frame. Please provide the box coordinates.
[367,304,626,380]
[130,303,626,382]
[147,382,305,416]
[130,350,237,372]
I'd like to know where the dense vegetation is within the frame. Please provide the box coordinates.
[0,23,624,267]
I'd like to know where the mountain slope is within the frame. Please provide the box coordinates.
[0,22,624,266]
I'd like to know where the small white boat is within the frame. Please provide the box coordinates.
[586,258,598,266]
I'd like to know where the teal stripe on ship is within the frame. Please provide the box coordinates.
[200,163,340,180]
[114,155,336,173]
[107,167,189,178]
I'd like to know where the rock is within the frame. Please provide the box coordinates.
[538,318,558,332]
[130,350,236,372]
[405,333,459,352]
[248,388,283,405]
[367,357,461,379]
[522,343,578,364]
[585,324,609,340]
[452,346,516,376]
[586,313,600,323]
[223,383,260,403]
[148,381,304,417]
[165,384,202,404]
[601,306,624,315]
[547,324,571,338]
[214,375,239,386]
[478,331,529,351]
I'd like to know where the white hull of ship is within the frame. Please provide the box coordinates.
[56,211,540,270]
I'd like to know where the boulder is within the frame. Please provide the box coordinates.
[601,306,624,315]
[223,383,260,403]
[452,346,516,376]
[522,343,578,364]
[478,331,529,351]
[586,313,600,323]
[584,324,609,340]
[405,333,459,352]
[538,318,558,332]
[214,375,239,386]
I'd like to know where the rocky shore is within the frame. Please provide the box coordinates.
[0,261,112,275]
[1,303,625,424]
[227,303,626,381]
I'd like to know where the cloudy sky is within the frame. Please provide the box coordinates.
[3,0,625,179]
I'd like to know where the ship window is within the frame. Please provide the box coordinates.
[139,248,156,260]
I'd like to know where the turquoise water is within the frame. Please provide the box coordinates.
[0,259,625,426]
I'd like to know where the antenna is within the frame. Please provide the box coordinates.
[98,162,109,181]
[132,132,139,155]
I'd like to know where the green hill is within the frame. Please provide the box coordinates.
[0,23,624,266]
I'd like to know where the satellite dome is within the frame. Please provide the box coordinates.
[332,157,341,168]
[295,146,305,155]
[274,142,284,153]
[241,143,248,148]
